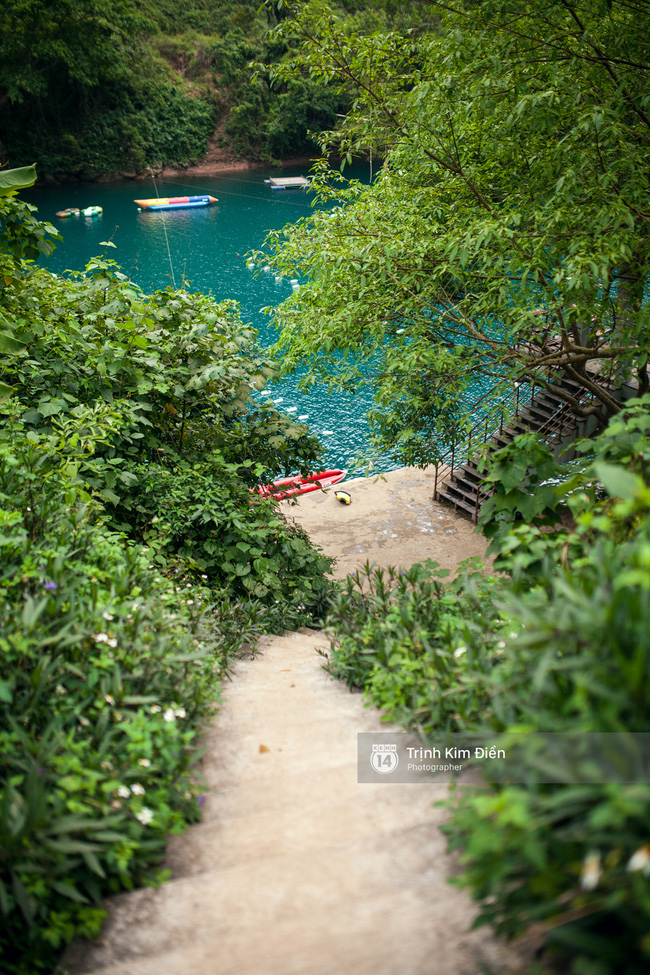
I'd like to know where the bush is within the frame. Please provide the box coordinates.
[325,558,503,733]
[0,192,335,972]
[0,444,242,973]
[324,399,650,973]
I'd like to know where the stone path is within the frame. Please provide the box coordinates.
[63,629,520,975]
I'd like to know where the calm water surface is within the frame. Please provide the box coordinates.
[26,166,397,474]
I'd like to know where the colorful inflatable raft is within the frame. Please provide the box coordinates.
[55,207,80,218]
[134,195,218,212]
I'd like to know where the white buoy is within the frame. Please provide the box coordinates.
[263,266,270,272]
[322,430,334,436]
[274,398,284,404]
[286,407,297,412]
[298,414,309,420]
[290,279,299,285]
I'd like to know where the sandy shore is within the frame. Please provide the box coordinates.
[281,466,488,579]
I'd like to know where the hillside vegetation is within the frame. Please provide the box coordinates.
[0,0,427,178]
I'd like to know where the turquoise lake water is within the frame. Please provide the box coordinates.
[25,165,398,475]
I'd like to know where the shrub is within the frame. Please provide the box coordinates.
[325,558,503,733]
[0,191,335,973]
[324,399,650,973]
[0,443,240,973]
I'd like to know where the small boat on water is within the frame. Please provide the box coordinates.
[82,206,102,217]
[135,195,218,212]
[55,207,80,218]
[254,469,347,501]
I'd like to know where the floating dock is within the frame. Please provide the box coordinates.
[134,195,218,212]
[265,177,311,191]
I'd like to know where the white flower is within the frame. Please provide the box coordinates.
[95,633,109,643]
[138,758,151,768]
[580,851,601,891]
[102,611,114,621]
[150,704,161,713]
[453,646,467,659]
[116,785,130,798]
[55,684,66,695]
[104,694,115,705]
[163,708,176,722]
[174,708,186,719]
[131,783,145,796]
[497,641,506,649]
[136,807,153,825]
[107,638,117,648]
[627,845,650,874]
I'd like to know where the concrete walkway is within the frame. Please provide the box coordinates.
[64,628,520,975]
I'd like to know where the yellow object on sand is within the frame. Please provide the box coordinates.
[335,491,352,505]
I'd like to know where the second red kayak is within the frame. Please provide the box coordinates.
[255,469,347,500]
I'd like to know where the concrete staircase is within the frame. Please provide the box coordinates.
[436,376,589,520]
[61,630,520,975]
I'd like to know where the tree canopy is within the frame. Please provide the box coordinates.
[256,0,650,465]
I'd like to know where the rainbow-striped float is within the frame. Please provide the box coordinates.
[134,195,217,212]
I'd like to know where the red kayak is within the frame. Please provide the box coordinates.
[255,469,347,500]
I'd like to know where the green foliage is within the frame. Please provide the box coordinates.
[0,166,37,198]
[0,1,419,175]
[0,226,333,612]
[0,444,237,972]
[256,0,650,464]
[0,192,335,971]
[0,0,216,176]
[325,401,650,973]
[325,559,501,733]
[0,0,372,174]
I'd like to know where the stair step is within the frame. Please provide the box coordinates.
[63,883,509,975]
[448,479,484,504]
[526,400,557,419]
[436,490,481,518]
[165,788,437,879]
[63,823,450,974]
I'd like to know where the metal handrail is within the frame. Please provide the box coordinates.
[433,371,595,521]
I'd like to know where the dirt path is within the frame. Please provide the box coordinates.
[61,473,520,975]
[63,630,518,975]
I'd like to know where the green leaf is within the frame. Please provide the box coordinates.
[0,331,27,355]
[0,164,37,197]
[51,881,89,905]
[591,461,641,499]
